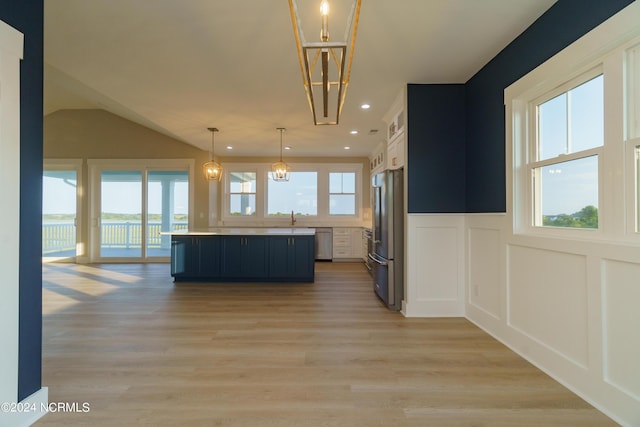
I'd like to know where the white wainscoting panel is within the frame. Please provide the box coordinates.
[507,245,589,368]
[602,259,640,401]
[404,215,464,317]
[468,227,502,319]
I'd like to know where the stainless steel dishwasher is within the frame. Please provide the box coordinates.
[314,228,333,260]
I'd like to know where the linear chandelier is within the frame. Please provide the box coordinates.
[271,128,291,182]
[288,0,362,125]
[203,127,223,181]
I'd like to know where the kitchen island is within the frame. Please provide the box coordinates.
[168,228,315,283]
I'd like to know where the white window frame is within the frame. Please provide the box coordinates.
[528,67,604,230]
[506,28,640,243]
[626,43,640,234]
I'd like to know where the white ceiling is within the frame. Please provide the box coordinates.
[44,0,556,158]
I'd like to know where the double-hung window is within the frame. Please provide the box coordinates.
[229,171,257,216]
[329,172,356,215]
[530,70,603,229]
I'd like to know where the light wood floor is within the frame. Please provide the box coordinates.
[36,262,617,427]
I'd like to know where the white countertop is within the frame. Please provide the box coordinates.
[165,227,316,236]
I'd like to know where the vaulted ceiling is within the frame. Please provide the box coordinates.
[44,0,556,157]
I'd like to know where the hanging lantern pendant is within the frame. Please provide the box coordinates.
[203,127,223,181]
[272,128,290,182]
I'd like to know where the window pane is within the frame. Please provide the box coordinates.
[42,170,77,258]
[230,194,256,216]
[330,194,356,215]
[537,156,599,229]
[268,172,317,216]
[570,75,603,152]
[100,171,142,257]
[539,93,567,160]
[230,172,256,193]
[147,171,189,257]
[538,75,603,161]
[628,44,640,139]
[330,172,355,193]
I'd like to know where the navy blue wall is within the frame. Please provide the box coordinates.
[407,84,466,213]
[0,0,44,401]
[406,0,634,213]
[464,0,634,212]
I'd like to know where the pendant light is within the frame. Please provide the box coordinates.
[203,127,223,181]
[271,128,290,182]
[288,0,362,125]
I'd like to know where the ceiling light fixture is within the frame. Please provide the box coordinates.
[360,103,370,110]
[289,0,362,125]
[272,128,291,182]
[203,127,223,181]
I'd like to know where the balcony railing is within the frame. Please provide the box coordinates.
[42,221,188,254]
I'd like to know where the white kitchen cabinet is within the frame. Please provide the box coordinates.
[370,142,386,176]
[332,227,363,260]
[387,131,405,170]
[383,89,406,170]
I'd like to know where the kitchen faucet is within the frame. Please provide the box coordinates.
[290,210,296,226]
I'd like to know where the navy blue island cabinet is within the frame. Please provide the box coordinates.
[268,235,315,281]
[170,229,315,283]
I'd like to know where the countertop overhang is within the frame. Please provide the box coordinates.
[164,227,316,236]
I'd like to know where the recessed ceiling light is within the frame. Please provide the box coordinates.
[360,103,371,110]
[225,146,233,150]
[284,146,292,150]
[344,146,351,150]
[350,130,358,135]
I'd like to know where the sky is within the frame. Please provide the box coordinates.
[537,74,602,215]
[43,172,189,216]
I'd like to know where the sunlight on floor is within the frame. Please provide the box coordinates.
[42,288,79,315]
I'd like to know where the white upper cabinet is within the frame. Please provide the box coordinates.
[383,89,406,170]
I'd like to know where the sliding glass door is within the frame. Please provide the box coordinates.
[90,161,191,262]
[100,171,143,258]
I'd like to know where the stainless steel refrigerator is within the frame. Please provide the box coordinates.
[369,168,404,311]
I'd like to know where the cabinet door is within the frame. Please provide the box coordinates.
[269,236,314,280]
[196,237,221,277]
[243,236,268,278]
[221,236,243,277]
[269,236,291,278]
[171,236,194,276]
[221,236,268,278]
[291,236,314,279]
